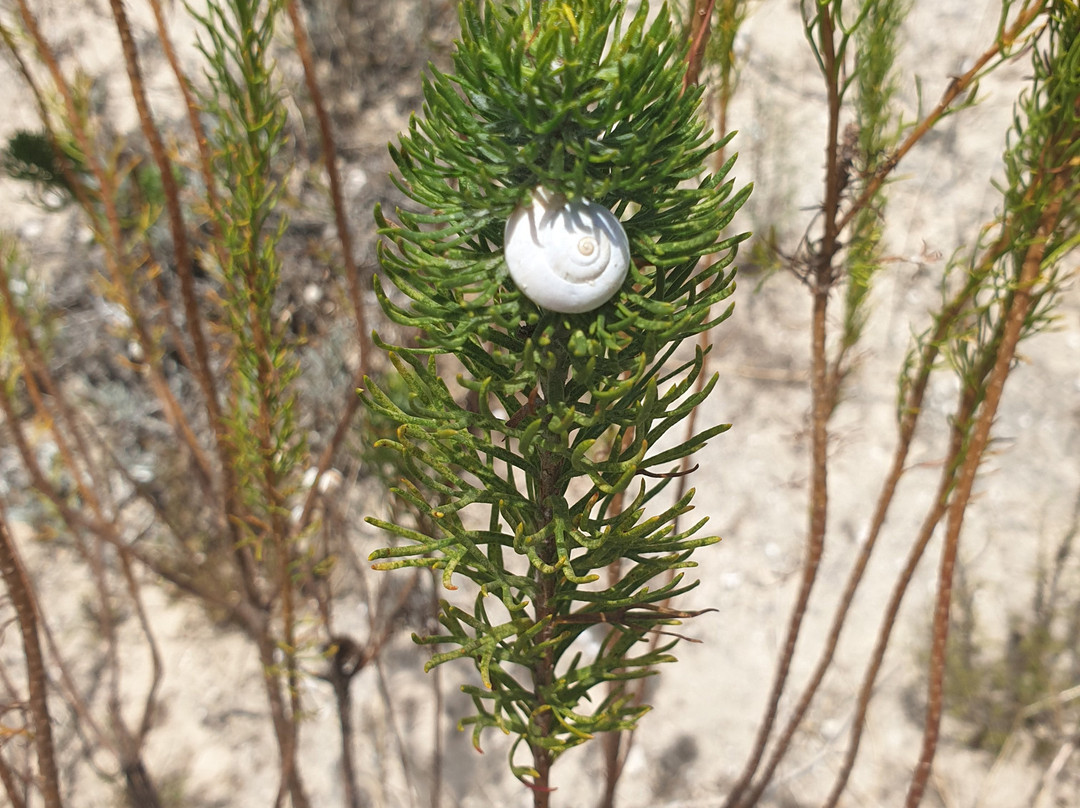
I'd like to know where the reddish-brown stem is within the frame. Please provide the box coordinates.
[284,0,371,372]
[530,496,558,808]
[256,621,311,808]
[242,265,306,806]
[2,270,159,808]
[684,0,718,92]
[13,0,221,498]
[742,222,1014,803]
[141,0,248,552]
[107,0,246,579]
[822,428,959,808]
[726,9,843,806]
[0,751,28,808]
[905,186,1062,808]
[0,507,63,808]
[145,0,226,243]
[108,0,220,417]
[835,1,1048,236]
[283,0,374,537]
[530,363,569,807]
[115,546,164,747]
[822,333,1008,808]
[0,359,247,625]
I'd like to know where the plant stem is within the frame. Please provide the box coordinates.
[726,7,842,804]
[835,0,1048,235]
[531,446,561,807]
[0,752,28,808]
[530,356,571,807]
[0,507,63,808]
[684,0,718,91]
[747,261,994,806]
[905,185,1063,808]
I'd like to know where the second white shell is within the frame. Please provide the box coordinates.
[503,187,630,313]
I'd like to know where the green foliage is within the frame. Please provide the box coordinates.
[0,237,44,396]
[1,129,74,197]
[902,0,1078,422]
[944,526,1080,759]
[366,0,749,779]
[915,5,1079,759]
[842,0,908,349]
[192,0,303,538]
[703,0,751,101]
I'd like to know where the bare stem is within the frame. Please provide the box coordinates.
[725,8,843,805]
[836,1,1048,234]
[904,185,1062,808]
[530,361,570,807]
[0,507,63,808]
[530,456,559,808]
[684,0,718,92]
[284,0,374,536]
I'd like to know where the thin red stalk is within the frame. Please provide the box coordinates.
[141,0,264,590]
[835,1,1048,235]
[144,0,226,240]
[284,0,373,532]
[723,338,834,808]
[83,525,125,739]
[0,276,119,541]
[79,533,163,808]
[2,264,165,804]
[0,751,28,808]
[255,623,311,808]
[727,5,1051,802]
[0,377,256,639]
[235,183,306,806]
[3,163,256,804]
[821,437,957,808]
[0,276,243,629]
[725,9,844,806]
[222,59,306,799]
[825,322,1026,808]
[741,225,1015,802]
[248,321,306,807]
[115,547,163,746]
[0,507,63,808]
[283,0,370,368]
[741,373,928,804]
[904,187,1061,808]
[107,0,224,453]
[529,422,566,807]
[13,0,219,492]
[683,0,718,92]
[826,188,1062,806]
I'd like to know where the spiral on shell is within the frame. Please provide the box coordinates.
[503,187,630,313]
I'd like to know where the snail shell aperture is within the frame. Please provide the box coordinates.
[504,187,630,313]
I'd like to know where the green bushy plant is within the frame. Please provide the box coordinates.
[363,0,750,799]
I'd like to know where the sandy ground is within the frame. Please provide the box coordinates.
[1,1,1077,807]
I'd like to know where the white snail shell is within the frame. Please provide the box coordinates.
[503,187,630,313]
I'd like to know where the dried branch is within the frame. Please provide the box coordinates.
[0,506,62,808]
[905,184,1066,808]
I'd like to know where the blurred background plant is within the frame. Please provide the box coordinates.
[0,1,455,805]
[942,494,1080,761]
